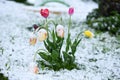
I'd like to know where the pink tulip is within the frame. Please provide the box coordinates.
[33,66,39,74]
[29,62,39,74]
[68,7,74,16]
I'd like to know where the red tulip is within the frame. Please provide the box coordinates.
[40,9,49,18]
[68,7,74,16]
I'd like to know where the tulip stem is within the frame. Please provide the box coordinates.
[40,0,70,7]
[46,18,48,32]
[45,20,56,28]
[46,18,47,24]
[68,16,71,34]
[45,18,47,27]
[33,52,37,61]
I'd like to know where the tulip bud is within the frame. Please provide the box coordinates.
[29,62,39,74]
[38,29,47,41]
[56,25,64,38]
[68,7,74,16]
[29,33,37,45]
[40,9,49,18]
[33,24,38,30]
[33,66,39,74]
[84,30,94,38]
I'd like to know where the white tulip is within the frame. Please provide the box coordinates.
[38,29,47,41]
[56,25,64,38]
[29,33,37,45]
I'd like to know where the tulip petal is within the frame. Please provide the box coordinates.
[29,33,37,45]
[56,25,64,38]
[84,30,94,38]
[40,9,49,18]
[38,29,47,41]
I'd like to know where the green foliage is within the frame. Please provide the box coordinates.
[13,0,26,3]
[92,0,99,3]
[40,0,70,7]
[11,0,70,7]
[37,28,81,71]
[11,0,33,5]
[82,0,99,3]
[0,73,8,80]
[86,9,120,35]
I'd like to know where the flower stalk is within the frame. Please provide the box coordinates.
[68,15,71,34]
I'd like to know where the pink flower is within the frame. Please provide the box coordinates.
[33,66,39,74]
[29,62,39,74]
[68,7,74,16]
[40,9,49,18]
[56,25,64,38]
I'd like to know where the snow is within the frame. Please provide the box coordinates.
[0,0,120,80]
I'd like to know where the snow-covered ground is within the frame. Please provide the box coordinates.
[0,0,120,80]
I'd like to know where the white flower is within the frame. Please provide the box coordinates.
[38,29,47,41]
[29,33,37,45]
[56,25,64,38]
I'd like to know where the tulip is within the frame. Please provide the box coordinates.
[29,62,39,74]
[56,25,64,38]
[29,33,37,45]
[38,29,47,41]
[68,7,74,16]
[84,30,94,38]
[33,66,39,74]
[40,9,49,18]
[33,24,38,30]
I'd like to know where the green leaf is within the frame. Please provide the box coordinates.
[71,38,82,54]
[63,51,73,64]
[56,36,64,53]
[45,38,54,53]
[52,30,56,43]
[51,50,59,61]
[62,51,77,70]
[44,41,52,53]
[37,60,52,69]
[38,52,52,62]
[66,33,71,52]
